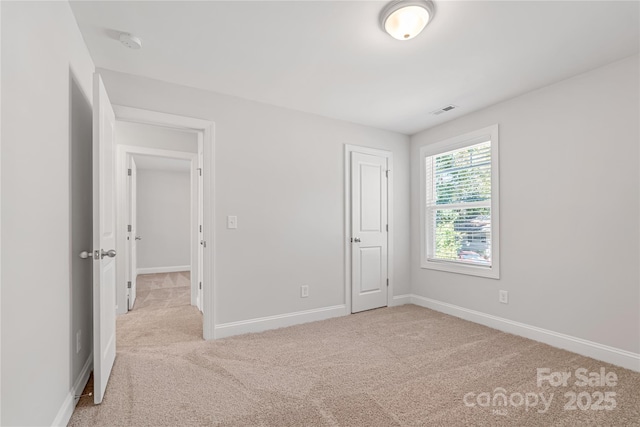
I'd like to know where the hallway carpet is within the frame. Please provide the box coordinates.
[69,284,640,426]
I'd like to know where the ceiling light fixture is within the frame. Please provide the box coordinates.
[119,33,142,50]
[380,0,435,41]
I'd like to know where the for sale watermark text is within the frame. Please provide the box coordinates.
[537,367,618,387]
[463,367,618,415]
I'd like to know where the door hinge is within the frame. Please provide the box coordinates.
[127,281,132,289]
[385,170,389,178]
[199,225,202,232]
[201,240,207,248]
[127,224,132,232]
[128,168,132,176]
[198,168,202,176]
[386,224,388,232]
[387,278,389,287]
[199,282,202,290]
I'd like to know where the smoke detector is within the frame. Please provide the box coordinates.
[431,104,458,116]
[119,33,142,50]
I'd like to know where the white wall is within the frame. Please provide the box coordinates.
[1,2,95,425]
[99,68,411,325]
[410,55,640,354]
[0,3,3,422]
[116,120,197,153]
[0,2,2,424]
[136,168,191,271]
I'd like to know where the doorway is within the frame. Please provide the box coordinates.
[126,153,197,312]
[117,134,202,317]
[345,145,394,313]
[110,107,214,344]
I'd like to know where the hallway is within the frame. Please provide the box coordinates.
[134,271,192,311]
[113,271,202,350]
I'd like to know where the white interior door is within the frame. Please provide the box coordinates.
[128,157,138,310]
[351,152,388,313]
[197,134,204,312]
[92,73,117,404]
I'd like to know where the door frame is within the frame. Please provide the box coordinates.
[113,105,216,340]
[344,145,394,313]
[116,145,198,313]
[127,156,138,310]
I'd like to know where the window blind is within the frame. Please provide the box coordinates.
[425,141,492,266]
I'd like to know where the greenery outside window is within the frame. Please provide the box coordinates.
[420,125,500,278]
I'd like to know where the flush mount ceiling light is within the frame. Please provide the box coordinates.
[119,33,142,50]
[380,0,435,41]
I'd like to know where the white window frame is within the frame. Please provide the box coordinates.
[419,124,500,279]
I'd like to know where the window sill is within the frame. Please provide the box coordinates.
[421,259,500,279]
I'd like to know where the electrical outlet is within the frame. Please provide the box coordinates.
[499,290,508,304]
[300,285,309,298]
[227,216,238,229]
[76,330,82,354]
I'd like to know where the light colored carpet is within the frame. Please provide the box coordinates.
[70,277,640,426]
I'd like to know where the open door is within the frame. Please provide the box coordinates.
[92,73,117,404]
[197,134,204,312]
[128,156,138,310]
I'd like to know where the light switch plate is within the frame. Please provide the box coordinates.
[227,215,238,229]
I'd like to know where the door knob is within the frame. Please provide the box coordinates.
[79,250,92,259]
[353,238,361,243]
[135,236,142,240]
[101,249,117,259]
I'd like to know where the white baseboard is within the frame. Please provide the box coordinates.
[215,305,347,339]
[390,294,412,306]
[214,294,413,339]
[409,294,640,372]
[137,265,190,275]
[52,352,93,427]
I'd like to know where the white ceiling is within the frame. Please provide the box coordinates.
[70,1,639,135]
[133,154,190,172]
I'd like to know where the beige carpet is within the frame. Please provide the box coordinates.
[70,277,640,426]
[120,271,202,349]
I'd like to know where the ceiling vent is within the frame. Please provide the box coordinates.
[431,105,458,116]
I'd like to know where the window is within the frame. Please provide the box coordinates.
[420,125,499,278]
